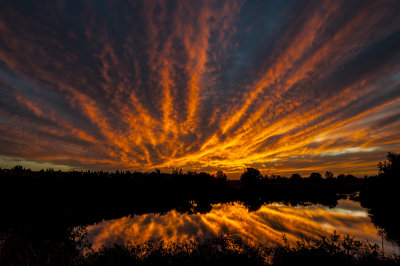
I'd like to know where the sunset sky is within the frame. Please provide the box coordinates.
[1,0,400,178]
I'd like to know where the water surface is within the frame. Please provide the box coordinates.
[87,200,398,253]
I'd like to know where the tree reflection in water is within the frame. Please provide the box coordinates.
[86,199,397,253]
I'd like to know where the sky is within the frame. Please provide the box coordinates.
[0,0,400,178]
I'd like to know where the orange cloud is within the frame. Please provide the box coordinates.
[0,0,399,175]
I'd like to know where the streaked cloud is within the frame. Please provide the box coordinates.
[0,0,399,176]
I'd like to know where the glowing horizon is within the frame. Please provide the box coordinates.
[1,1,400,178]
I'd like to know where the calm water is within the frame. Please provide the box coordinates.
[86,199,399,254]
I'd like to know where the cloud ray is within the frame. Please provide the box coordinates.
[0,0,399,175]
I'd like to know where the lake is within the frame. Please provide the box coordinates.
[86,199,399,254]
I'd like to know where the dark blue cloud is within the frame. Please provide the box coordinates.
[0,0,399,175]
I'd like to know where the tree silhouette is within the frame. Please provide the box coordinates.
[11,165,24,172]
[290,173,302,181]
[325,171,334,179]
[172,168,183,175]
[309,172,322,182]
[153,168,161,174]
[240,168,263,187]
[215,170,227,183]
[378,152,400,176]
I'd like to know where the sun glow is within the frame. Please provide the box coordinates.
[0,1,399,176]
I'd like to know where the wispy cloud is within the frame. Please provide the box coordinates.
[0,0,399,175]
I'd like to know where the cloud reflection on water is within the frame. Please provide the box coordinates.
[86,200,390,251]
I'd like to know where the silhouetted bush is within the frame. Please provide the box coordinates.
[0,226,88,265]
[272,232,398,265]
[84,235,268,266]
[81,233,400,265]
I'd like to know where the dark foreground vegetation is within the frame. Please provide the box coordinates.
[82,233,399,266]
[0,152,399,264]
[1,232,399,265]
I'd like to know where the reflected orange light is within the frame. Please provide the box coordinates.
[86,200,389,251]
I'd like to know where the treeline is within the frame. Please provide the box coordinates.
[0,165,366,228]
[0,167,230,227]
[1,153,399,228]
